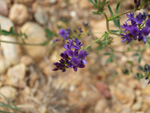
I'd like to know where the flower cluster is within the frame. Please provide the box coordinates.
[53,29,89,72]
[121,12,150,43]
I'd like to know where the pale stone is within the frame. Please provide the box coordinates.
[20,55,33,66]
[0,15,14,31]
[110,85,135,107]
[0,0,8,16]
[94,99,110,113]
[1,36,20,66]
[6,63,26,87]
[9,4,29,24]
[132,102,142,111]
[21,22,48,60]
[0,58,9,74]
[0,86,17,100]
[34,6,49,25]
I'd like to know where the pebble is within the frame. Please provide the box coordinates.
[0,86,17,100]
[132,102,142,111]
[0,58,9,74]
[20,55,33,66]
[21,22,48,60]
[1,36,20,66]
[6,63,26,87]
[34,6,49,25]
[94,99,110,113]
[9,4,29,24]
[0,15,14,31]
[0,0,8,16]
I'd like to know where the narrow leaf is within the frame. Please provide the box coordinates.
[88,0,94,5]
[137,73,144,80]
[115,2,120,14]
[108,5,114,17]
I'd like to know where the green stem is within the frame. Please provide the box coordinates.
[110,32,121,36]
[0,40,42,46]
[83,34,106,50]
[108,10,134,21]
[103,12,110,32]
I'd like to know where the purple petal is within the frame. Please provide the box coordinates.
[146,19,150,27]
[66,50,74,57]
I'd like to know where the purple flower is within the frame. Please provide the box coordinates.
[121,12,150,43]
[59,28,69,40]
[53,37,89,72]
[136,13,146,23]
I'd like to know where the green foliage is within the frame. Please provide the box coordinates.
[0,92,24,113]
[137,73,144,80]
[0,26,27,39]
[89,0,110,15]
[96,32,113,50]
[104,52,114,63]
[108,2,121,29]
[40,28,57,46]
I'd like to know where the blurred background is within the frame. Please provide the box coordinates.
[0,0,150,113]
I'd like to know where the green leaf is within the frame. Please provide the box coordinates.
[115,2,120,14]
[40,41,50,46]
[137,73,144,80]
[45,28,57,39]
[88,0,94,5]
[108,5,114,17]
[94,0,97,3]
[133,53,139,56]
[60,18,69,24]
[107,55,114,63]
[138,65,143,71]
[104,53,111,55]
[123,69,129,75]
[138,56,142,63]
[1,30,9,35]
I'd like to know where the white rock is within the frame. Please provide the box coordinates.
[21,22,48,60]
[9,4,29,24]
[6,63,26,87]
[95,99,110,113]
[0,15,19,73]
[34,6,49,25]
[0,0,8,16]
[1,36,20,66]
[0,86,17,100]
[0,15,14,31]
[0,57,9,74]
[132,102,142,111]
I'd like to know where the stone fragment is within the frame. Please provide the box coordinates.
[6,63,26,87]
[1,36,20,66]
[34,6,49,25]
[94,99,110,113]
[0,57,9,74]
[21,22,48,60]
[110,84,135,107]
[9,4,29,24]
[0,15,14,31]
[0,86,17,100]
[0,0,8,16]
[20,55,33,66]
